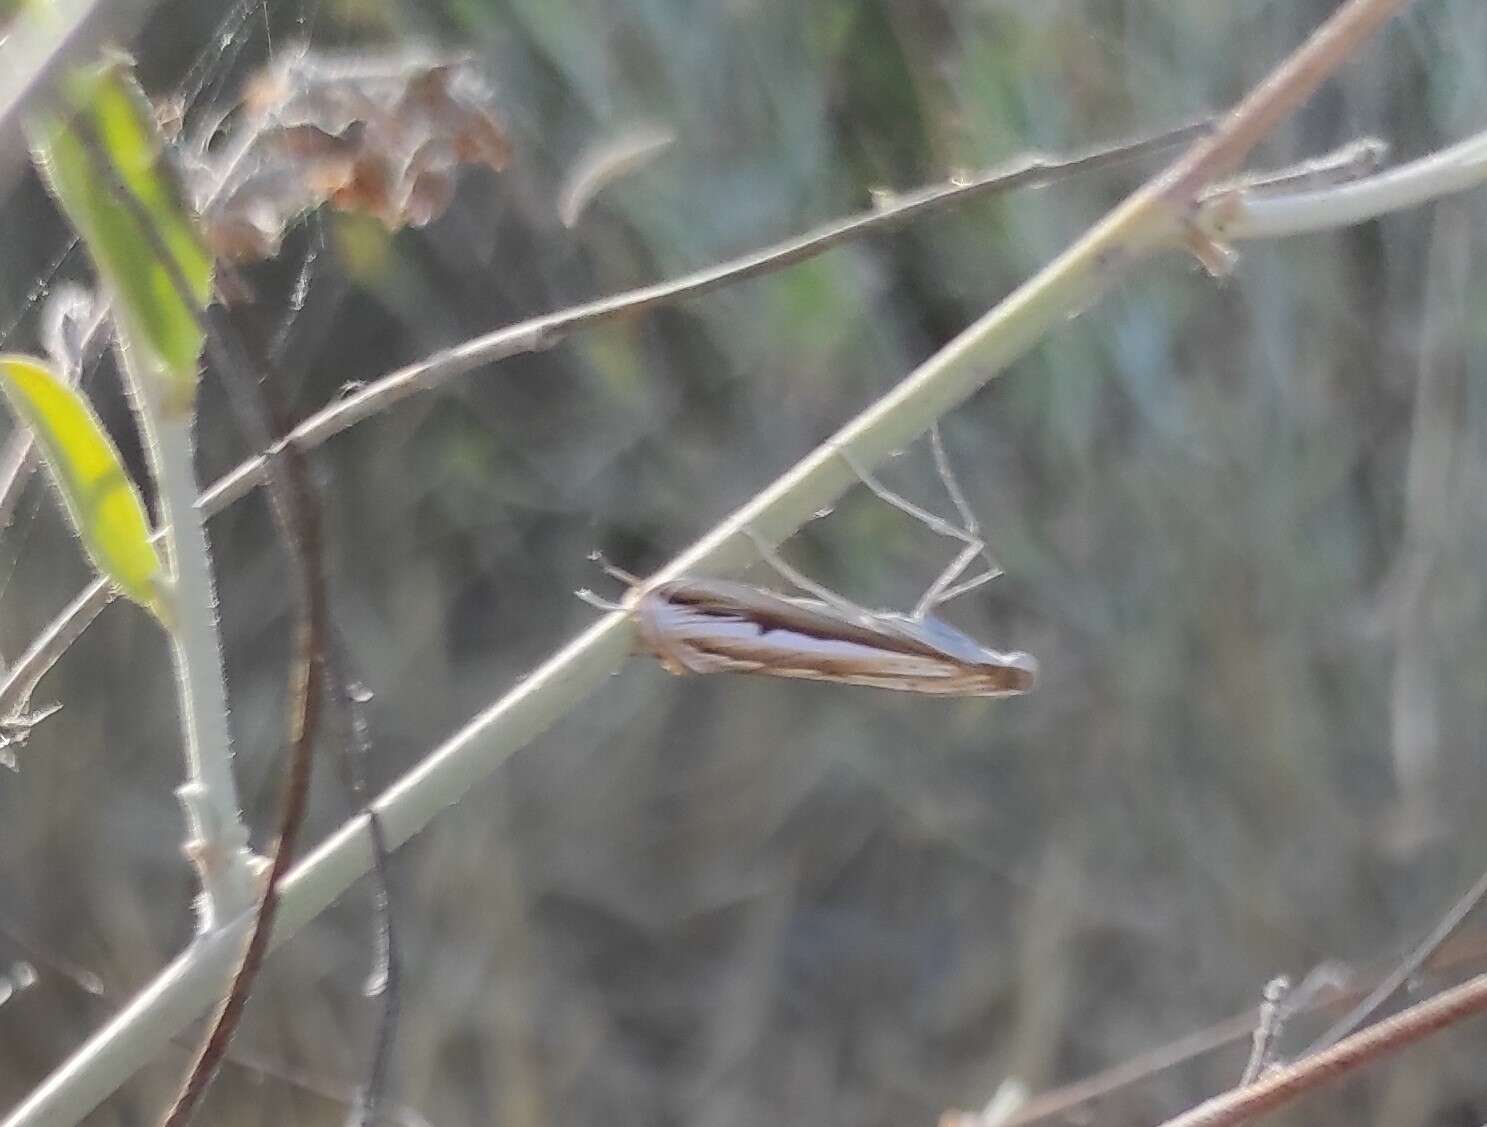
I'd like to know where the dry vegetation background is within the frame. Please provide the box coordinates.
[3,0,1487,1123]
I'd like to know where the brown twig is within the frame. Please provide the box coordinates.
[158,312,326,1127]
[105,171,392,1127]
[999,1013,1260,1127]
[994,933,1487,1127]
[1153,971,1487,1127]
[1304,866,1487,1056]
[1137,0,1414,275]
[195,115,1212,513]
[1157,0,1412,204]
[268,235,399,1127]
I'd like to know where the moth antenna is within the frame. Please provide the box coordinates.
[587,549,642,587]
[575,587,628,613]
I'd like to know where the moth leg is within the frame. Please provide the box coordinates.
[928,426,980,541]
[839,443,974,545]
[913,541,997,619]
[920,425,1004,609]
[839,428,1003,619]
[739,527,881,627]
[927,560,1002,608]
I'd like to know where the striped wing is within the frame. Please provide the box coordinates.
[633,581,1036,697]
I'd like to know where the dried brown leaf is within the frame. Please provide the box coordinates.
[198,48,510,261]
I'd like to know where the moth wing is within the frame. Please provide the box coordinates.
[654,580,912,652]
[633,591,767,676]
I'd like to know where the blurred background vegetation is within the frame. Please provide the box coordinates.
[3,0,1487,1123]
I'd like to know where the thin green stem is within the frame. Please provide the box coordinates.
[149,411,257,929]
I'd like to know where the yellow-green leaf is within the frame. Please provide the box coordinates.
[27,57,212,415]
[0,355,165,613]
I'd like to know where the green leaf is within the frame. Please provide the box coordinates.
[28,57,212,415]
[0,355,166,614]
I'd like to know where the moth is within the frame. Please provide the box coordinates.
[583,428,1037,697]
[624,577,1036,696]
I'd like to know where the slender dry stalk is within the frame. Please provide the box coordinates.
[1154,972,1487,1127]
[996,931,1487,1127]
[1156,0,1411,202]
[1306,867,1487,1056]
[192,119,1211,514]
